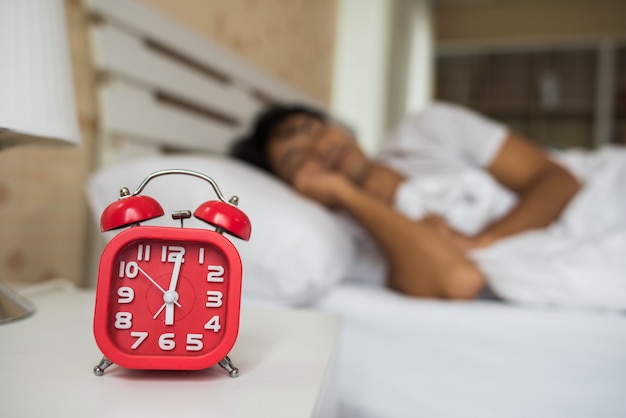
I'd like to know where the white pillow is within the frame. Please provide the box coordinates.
[86,155,355,305]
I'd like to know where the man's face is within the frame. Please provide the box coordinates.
[267,113,368,185]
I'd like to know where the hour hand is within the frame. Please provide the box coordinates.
[153,289,179,323]
[163,292,178,325]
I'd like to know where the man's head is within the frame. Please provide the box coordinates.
[230,104,326,173]
[231,104,368,186]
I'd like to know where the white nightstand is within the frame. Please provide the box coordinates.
[0,282,341,418]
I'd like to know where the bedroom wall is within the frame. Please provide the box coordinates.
[330,0,394,155]
[138,0,338,105]
[0,0,337,289]
[434,0,626,43]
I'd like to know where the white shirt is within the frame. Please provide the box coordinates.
[377,102,516,236]
[341,102,514,285]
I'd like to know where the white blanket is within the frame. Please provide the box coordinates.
[393,145,626,310]
[472,146,626,310]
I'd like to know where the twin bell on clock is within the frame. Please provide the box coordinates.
[92,169,251,378]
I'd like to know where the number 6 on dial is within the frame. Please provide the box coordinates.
[92,169,251,378]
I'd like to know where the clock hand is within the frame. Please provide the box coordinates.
[153,303,166,320]
[136,265,166,292]
[168,253,183,292]
[136,264,182,308]
[164,254,183,326]
[153,295,178,321]
[164,298,177,325]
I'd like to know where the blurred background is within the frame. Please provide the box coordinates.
[1,0,625,290]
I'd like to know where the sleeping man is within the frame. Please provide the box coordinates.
[231,102,626,310]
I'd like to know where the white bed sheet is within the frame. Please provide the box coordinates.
[313,284,626,418]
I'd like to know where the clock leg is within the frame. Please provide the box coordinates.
[218,355,239,378]
[93,356,113,376]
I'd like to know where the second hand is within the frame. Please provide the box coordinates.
[137,265,182,308]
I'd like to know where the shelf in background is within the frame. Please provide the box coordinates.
[436,41,626,149]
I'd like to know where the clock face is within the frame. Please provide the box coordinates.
[94,226,242,370]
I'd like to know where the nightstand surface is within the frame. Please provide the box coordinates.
[0,284,341,418]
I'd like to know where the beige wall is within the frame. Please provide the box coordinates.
[139,0,337,105]
[0,0,337,288]
[435,0,626,44]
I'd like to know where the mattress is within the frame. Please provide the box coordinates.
[314,284,626,418]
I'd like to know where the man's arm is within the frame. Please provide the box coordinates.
[474,133,582,247]
[293,168,485,300]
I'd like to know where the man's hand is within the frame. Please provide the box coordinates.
[292,164,353,208]
[422,214,494,251]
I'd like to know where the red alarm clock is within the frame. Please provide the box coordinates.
[92,169,251,377]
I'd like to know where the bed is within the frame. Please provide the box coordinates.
[85,1,626,417]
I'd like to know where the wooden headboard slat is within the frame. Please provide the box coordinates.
[93,24,262,125]
[86,0,319,168]
[87,0,317,103]
[101,81,237,153]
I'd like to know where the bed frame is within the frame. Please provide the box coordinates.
[86,0,319,168]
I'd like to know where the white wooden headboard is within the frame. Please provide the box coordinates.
[86,0,320,168]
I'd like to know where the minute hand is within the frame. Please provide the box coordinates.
[168,254,183,292]
[164,254,183,325]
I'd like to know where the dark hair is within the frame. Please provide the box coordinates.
[230,104,326,173]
